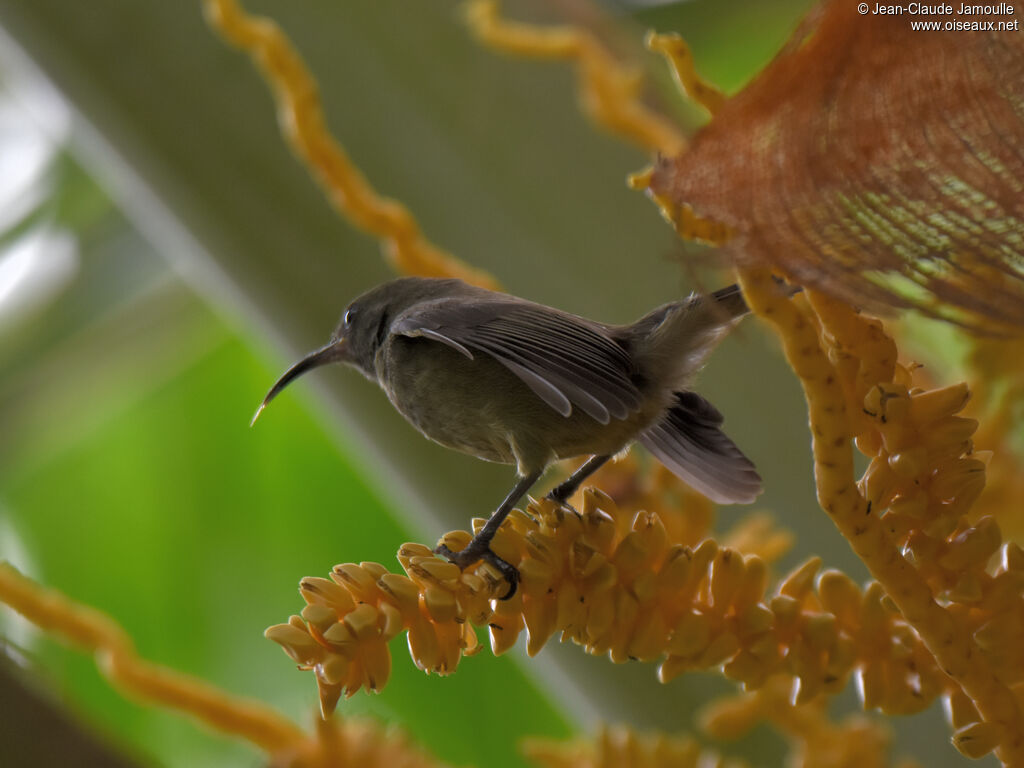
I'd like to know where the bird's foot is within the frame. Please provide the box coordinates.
[544,490,582,520]
[435,541,519,601]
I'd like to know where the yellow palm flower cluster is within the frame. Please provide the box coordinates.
[267,484,973,724]
[524,724,744,768]
[583,454,793,565]
[265,549,496,717]
[808,291,1024,741]
[968,336,1024,542]
[737,272,1024,761]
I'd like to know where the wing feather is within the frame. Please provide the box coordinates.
[499,358,574,417]
[391,299,641,421]
[406,328,474,358]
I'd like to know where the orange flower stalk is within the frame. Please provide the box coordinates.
[464,0,685,156]
[642,32,724,118]
[201,0,496,289]
[0,563,302,754]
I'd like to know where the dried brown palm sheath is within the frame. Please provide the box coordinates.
[651,1,1024,331]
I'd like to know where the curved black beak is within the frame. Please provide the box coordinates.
[251,338,350,425]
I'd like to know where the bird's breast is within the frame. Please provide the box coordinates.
[376,336,668,474]
[377,337,523,465]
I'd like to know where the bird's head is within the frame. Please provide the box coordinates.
[251,276,466,424]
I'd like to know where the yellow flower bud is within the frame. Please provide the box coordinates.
[908,382,970,424]
[922,416,979,454]
[608,591,641,664]
[667,612,712,658]
[613,531,650,579]
[944,688,981,729]
[952,721,1002,759]
[707,548,743,612]
[331,564,381,603]
[696,631,739,668]
[317,653,350,686]
[423,585,457,624]
[817,569,863,628]
[769,595,802,634]
[734,555,767,611]
[408,556,462,585]
[939,517,1001,571]
[519,558,556,595]
[321,621,357,655]
[362,638,392,691]
[584,590,616,645]
[407,618,441,672]
[343,603,381,642]
[377,573,421,620]
[930,458,986,502]
[554,582,585,640]
[299,576,356,614]
[779,557,822,600]
[722,650,773,687]
[300,603,337,633]
[657,654,689,684]
[626,610,670,662]
[735,604,774,640]
[804,613,838,654]
[523,595,557,657]
[265,623,322,666]
[887,447,928,479]
[378,601,404,641]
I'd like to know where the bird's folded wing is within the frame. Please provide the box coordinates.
[638,391,762,504]
[391,299,642,424]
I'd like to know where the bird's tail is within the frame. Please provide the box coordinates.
[632,279,798,389]
[638,390,762,504]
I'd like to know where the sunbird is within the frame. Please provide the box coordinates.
[255,277,768,597]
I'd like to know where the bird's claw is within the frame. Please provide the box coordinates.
[481,551,519,600]
[545,492,582,520]
[434,543,519,600]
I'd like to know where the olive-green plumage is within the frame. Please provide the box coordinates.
[255,276,763,596]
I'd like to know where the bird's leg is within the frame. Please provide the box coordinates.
[546,454,612,505]
[435,470,541,600]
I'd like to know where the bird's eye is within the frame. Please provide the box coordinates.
[344,309,355,327]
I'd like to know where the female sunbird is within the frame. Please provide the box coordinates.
[255,277,765,597]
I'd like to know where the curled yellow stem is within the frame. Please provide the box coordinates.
[633,29,733,246]
[644,31,725,116]
[465,0,686,155]
[202,0,497,288]
[0,563,304,755]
